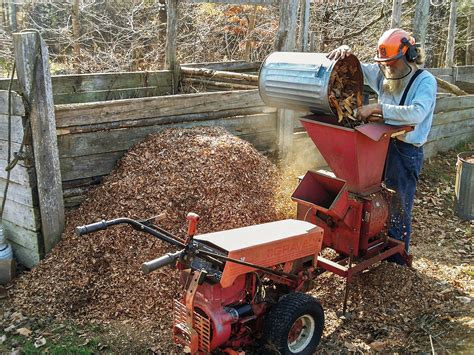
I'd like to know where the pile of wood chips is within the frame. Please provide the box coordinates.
[11,127,286,345]
[328,61,363,128]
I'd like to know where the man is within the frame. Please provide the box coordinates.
[327,28,437,265]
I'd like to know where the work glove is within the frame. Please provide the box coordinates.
[326,45,352,61]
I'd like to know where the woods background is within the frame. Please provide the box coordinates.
[0,0,472,77]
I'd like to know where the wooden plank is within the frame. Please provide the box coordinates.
[0,72,173,95]
[0,115,25,143]
[0,159,35,186]
[57,106,276,134]
[436,74,454,83]
[53,86,172,105]
[60,151,125,181]
[55,90,265,127]
[57,113,277,158]
[0,196,41,231]
[424,132,474,159]
[428,119,474,141]
[13,31,65,253]
[51,71,172,94]
[456,66,474,74]
[2,219,41,252]
[0,90,25,116]
[427,68,454,76]
[0,179,36,206]
[432,107,474,126]
[8,240,41,269]
[64,195,87,208]
[434,95,474,113]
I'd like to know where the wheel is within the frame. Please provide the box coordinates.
[262,292,324,355]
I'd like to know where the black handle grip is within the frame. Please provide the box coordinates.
[75,220,108,236]
[142,250,184,274]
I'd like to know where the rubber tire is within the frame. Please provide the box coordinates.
[262,292,324,355]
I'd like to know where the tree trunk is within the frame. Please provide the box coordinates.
[298,0,310,51]
[467,6,474,65]
[390,0,402,29]
[274,0,298,51]
[158,0,167,44]
[245,5,258,61]
[445,0,457,68]
[72,0,81,74]
[412,0,430,47]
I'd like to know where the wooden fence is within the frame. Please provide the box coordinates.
[0,36,473,267]
[56,89,277,207]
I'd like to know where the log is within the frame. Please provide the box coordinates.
[435,76,468,96]
[181,77,256,90]
[181,67,258,83]
[182,61,261,72]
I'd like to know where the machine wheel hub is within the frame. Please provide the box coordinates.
[287,314,315,353]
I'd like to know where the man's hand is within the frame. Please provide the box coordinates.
[356,104,383,123]
[327,45,352,60]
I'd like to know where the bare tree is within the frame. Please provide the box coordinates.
[445,0,457,67]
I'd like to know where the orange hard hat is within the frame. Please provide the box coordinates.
[374,28,415,63]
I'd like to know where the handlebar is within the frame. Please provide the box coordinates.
[75,217,185,248]
[75,220,108,236]
[142,250,185,274]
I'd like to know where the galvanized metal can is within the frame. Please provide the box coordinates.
[455,151,474,221]
[258,52,363,116]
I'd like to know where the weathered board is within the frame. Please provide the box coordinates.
[0,90,25,116]
[0,71,173,105]
[55,90,266,127]
[0,115,25,143]
[57,113,276,157]
[13,31,65,255]
[435,95,474,113]
[424,132,474,159]
[0,197,41,231]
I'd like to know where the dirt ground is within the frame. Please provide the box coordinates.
[0,142,472,354]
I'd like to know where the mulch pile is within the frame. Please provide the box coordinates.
[11,127,286,332]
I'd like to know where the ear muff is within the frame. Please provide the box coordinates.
[401,37,418,62]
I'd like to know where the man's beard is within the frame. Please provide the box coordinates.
[382,75,411,95]
[382,65,413,95]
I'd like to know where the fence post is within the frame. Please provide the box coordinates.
[275,0,298,160]
[165,0,180,93]
[12,31,65,254]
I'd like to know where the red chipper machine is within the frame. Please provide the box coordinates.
[260,52,412,303]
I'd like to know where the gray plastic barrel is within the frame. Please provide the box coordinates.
[455,151,474,221]
[258,52,363,115]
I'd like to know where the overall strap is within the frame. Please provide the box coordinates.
[399,69,424,106]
